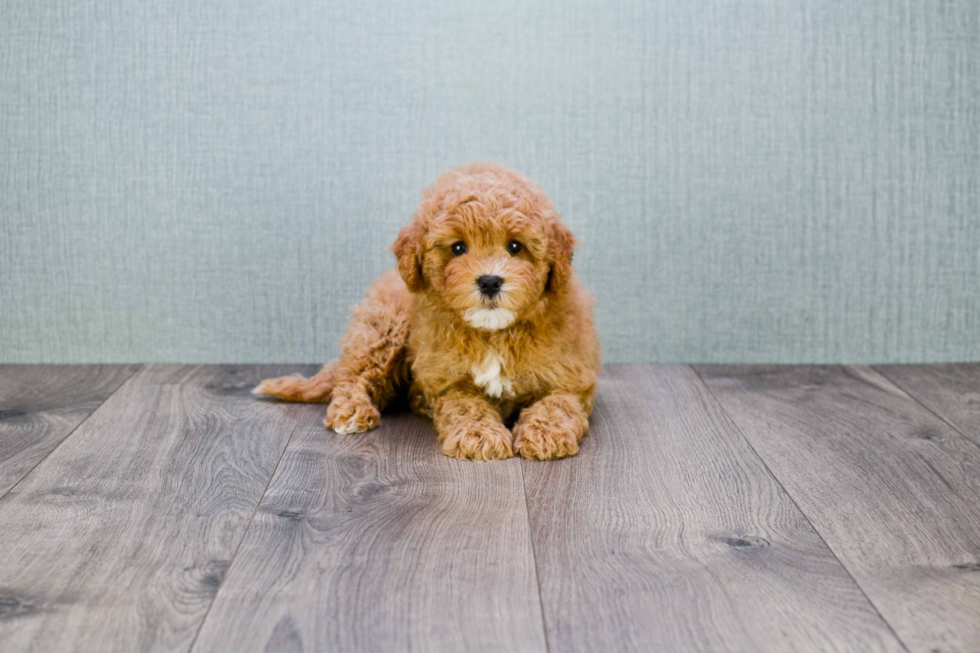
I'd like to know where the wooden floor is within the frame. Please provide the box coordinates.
[1,365,979,652]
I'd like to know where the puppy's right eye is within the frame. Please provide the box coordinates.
[450,242,467,256]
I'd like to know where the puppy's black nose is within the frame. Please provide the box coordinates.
[477,275,504,298]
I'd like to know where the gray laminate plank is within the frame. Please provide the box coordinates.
[0,364,318,653]
[696,365,980,653]
[522,365,905,653]
[0,364,141,497]
[191,410,548,653]
[874,364,980,447]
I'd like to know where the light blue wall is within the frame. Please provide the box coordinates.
[1,0,978,364]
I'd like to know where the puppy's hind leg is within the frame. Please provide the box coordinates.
[325,270,413,434]
[254,271,411,433]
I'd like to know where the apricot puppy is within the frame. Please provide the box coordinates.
[254,163,600,460]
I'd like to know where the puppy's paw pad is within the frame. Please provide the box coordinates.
[325,395,380,434]
[441,423,514,461]
[513,422,579,460]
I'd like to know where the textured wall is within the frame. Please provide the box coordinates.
[1,0,978,364]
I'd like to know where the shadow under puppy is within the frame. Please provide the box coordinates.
[255,163,600,461]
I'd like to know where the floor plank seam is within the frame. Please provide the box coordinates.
[0,364,144,504]
[687,365,913,653]
[871,366,980,447]
[520,459,552,653]
[185,405,309,653]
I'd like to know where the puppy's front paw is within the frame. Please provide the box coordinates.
[513,419,579,460]
[440,421,514,461]
[325,392,380,434]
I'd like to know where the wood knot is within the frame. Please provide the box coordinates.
[201,560,230,590]
[204,382,254,396]
[274,510,305,522]
[0,596,38,619]
[356,483,387,500]
[912,427,943,441]
[719,535,770,550]
[952,563,980,572]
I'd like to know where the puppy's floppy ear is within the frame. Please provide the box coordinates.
[546,220,576,293]
[392,223,425,292]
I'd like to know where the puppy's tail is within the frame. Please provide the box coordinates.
[252,363,337,403]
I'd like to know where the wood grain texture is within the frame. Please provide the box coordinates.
[875,364,980,447]
[522,365,904,653]
[0,364,318,653]
[0,364,140,497]
[696,365,980,653]
[192,410,548,653]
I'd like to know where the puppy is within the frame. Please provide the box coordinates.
[254,163,600,461]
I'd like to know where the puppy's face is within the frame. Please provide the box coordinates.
[426,211,549,330]
[393,168,575,331]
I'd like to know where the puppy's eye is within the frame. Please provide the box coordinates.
[450,242,467,256]
[507,240,523,255]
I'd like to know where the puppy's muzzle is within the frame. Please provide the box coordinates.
[477,275,503,298]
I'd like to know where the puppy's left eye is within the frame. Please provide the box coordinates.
[451,242,467,256]
[506,240,523,255]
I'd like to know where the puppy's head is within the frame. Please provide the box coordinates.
[393,163,575,331]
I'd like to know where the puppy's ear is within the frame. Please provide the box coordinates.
[392,223,425,292]
[546,220,576,293]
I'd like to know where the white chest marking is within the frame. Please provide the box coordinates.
[471,352,513,399]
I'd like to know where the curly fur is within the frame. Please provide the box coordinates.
[254,162,600,460]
